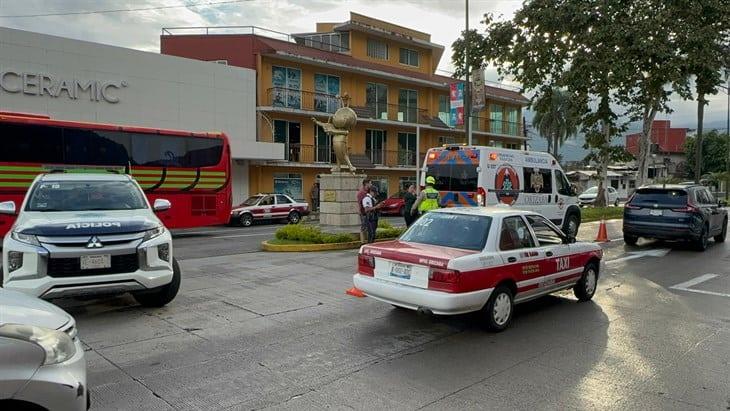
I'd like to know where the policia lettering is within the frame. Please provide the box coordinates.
[0,71,127,103]
[417,176,441,213]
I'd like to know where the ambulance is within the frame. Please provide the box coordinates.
[421,146,581,236]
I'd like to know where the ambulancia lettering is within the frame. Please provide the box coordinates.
[65,222,122,229]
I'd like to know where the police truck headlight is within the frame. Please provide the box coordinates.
[157,243,170,262]
[7,251,23,272]
[0,324,76,365]
[143,226,166,241]
[10,231,40,246]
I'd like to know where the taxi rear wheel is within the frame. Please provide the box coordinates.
[482,285,514,332]
[240,213,253,227]
[574,263,598,302]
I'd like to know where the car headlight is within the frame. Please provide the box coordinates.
[10,231,40,246]
[0,324,76,365]
[143,226,166,241]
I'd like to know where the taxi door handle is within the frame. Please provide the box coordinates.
[546,251,554,257]
[508,257,517,263]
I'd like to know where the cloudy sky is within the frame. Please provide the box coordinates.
[1,0,727,148]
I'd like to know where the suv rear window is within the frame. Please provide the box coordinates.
[630,188,687,207]
[400,212,491,250]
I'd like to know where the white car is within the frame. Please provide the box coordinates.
[1,173,180,307]
[0,288,88,411]
[579,186,619,207]
[353,207,604,331]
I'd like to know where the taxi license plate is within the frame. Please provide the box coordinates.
[390,262,412,280]
[80,255,111,270]
[650,210,663,216]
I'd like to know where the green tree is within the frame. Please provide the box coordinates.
[531,87,581,157]
[684,131,730,178]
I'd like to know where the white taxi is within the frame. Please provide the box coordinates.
[353,207,603,331]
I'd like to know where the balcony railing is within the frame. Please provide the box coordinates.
[267,87,340,113]
[354,103,430,124]
[364,149,418,167]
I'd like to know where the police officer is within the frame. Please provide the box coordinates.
[411,176,441,216]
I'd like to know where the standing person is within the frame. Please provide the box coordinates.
[357,178,372,243]
[362,186,382,243]
[411,176,441,216]
[310,181,320,212]
[403,184,417,227]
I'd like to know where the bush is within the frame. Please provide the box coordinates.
[377,219,393,229]
[376,226,406,239]
[275,224,356,244]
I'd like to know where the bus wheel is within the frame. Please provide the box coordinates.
[133,258,181,307]
[240,213,253,227]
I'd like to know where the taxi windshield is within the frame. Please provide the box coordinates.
[400,212,492,251]
[241,196,263,206]
[26,180,147,212]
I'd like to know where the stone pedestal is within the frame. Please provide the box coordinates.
[319,172,365,231]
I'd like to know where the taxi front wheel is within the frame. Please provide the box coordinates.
[574,263,598,302]
[482,286,514,332]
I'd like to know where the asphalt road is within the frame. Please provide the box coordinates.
[52,221,729,410]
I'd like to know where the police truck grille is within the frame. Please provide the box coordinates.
[47,254,139,277]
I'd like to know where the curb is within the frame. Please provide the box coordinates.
[261,237,399,252]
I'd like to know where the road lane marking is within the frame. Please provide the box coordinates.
[669,273,730,298]
[173,227,278,236]
[209,232,274,239]
[606,248,671,265]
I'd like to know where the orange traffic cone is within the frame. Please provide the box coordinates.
[346,286,366,298]
[594,219,609,242]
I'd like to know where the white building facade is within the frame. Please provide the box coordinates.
[0,27,283,205]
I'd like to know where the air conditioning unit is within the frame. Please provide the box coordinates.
[211,60,229,65]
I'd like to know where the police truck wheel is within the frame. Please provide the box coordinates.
[133,258,181,308]
[288,211,301,224]
[240,213,253,227]
[573,263,598,302]
[482,285,514,332]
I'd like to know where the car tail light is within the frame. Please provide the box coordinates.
[624,203,641,210]
[672,204,699,213]
[358,254,375,276]
[428,268,460,292]
[477,187,487,206]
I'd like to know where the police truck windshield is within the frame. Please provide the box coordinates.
[401,212,491,250]
[26,180,148,212]
[428,164,478,192]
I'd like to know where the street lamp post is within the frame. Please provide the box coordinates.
[725,69,729,200]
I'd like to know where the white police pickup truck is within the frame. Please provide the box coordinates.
[1,173,180,307]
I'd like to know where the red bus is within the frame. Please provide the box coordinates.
[0,111,232,236]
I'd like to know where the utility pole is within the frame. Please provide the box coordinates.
[465,0,472,146]
[724,69,729,200]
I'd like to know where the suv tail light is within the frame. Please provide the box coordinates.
[477,187,487,206]
[358,254,375,276]
[625,203,641,210]
[428,268,460,292]
[672,204,699,213]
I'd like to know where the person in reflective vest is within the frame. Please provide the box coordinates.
[411,176,441,215]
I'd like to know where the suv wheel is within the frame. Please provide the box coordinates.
[482,285,514,332]
[714,217,727,243]
[133,258,181,307]
[240,213,253,227]
[694,225,709,251]
[287,211,301,224]
[574,263,598,301]
[623,234,638,246]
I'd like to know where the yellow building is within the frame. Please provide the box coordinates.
[161,12,530,205]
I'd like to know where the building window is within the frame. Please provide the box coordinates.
[367,39,388,60]
[506,107,519,136]
[273,173,303,201]
[271,66,301,109]
[369,175,389,202]
[314,74,340,113]
[503,142,520,150]
[296,32,349,52]
[366,83,388,120]
[438,95,450,125]
[398,89,418,123]
[366,129,386,165]
[438,136,458,145]
[397,132,417,166]
[399,176,418,192]
[490,104,503,134]
[629,180,636,189]
[315,125,334,163]
[273,120,301,162]
[399,48,419,66]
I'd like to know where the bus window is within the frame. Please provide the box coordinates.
[428,163,478,192]
[0,123,64,163]
[63,129,131,166]
[131,134,186,167]
[186,137,224,167]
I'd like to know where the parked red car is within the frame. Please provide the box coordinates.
[379,192,406,216]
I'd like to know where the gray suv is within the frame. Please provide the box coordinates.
[623,184,728,251]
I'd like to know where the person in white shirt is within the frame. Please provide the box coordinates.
[361,186,382,243]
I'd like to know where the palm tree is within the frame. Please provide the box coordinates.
[531,87,580,157]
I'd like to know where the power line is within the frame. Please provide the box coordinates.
[0,0,252,18]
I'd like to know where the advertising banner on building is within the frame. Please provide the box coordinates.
[471,68,486,112]
[449,83,464,127]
